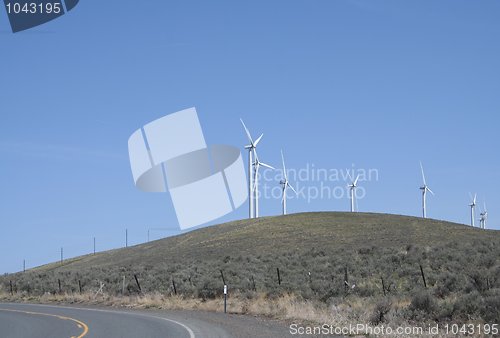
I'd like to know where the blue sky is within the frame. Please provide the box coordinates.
[1,0,499,273]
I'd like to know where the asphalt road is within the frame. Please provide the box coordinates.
[0,303,217,338]
[0,303,342,338]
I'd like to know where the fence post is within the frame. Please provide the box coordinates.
[224,284,227,314]
[58,279,62,294]
[419,264,427,288]
[344,267,349,294]
[381,277,386,296]
[172,278,177,295]
[134,274,142,293]
[220,270,226,286]
[277,268,281,285]
[9,280,13,295]
[78,280,82,294]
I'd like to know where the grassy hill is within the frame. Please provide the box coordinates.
[23,212,498,270]
[2,212,499,323]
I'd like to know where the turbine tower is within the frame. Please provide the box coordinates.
[419,162,434,218]
[348,175,360,212]
[469,193,477,227]
[279,150,297,215]
[240,119,263,219]
[253,150,274,218]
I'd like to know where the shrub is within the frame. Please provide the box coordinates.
[452,291,484,320]
[481,290,500,323]
[370,298,392,325]
[410,291,436,313]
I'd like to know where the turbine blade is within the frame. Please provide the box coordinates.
[253,164,260,191]
[427,187,435,196]
[253,148,260,163]
[260,162,275,170]
[240,119,254,145]
[420,162,427,186]
[281,150,287,180]
[353,174,360,186]
[474,193,477,204]
[287,182,297,194]
[254,134,264,147]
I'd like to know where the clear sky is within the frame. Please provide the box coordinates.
[1,0,499,273]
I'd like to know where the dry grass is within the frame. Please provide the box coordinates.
[0,290,487,338]
[0,288,382,320]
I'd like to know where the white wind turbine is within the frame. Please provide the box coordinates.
[469,193,477,227]
[240,119,263,219]
[279,150,297,215]
[419,162,434,218]
[348,174,360,212]
[253,149,274,218]
[481,202,488,229]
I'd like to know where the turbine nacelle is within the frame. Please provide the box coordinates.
[469,193,477,207]
[348,175,359,189]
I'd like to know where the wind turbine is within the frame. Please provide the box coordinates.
[279,150,297,215]
[477,201,487,229]
[240,119,263,219]
[482,202,488,229]
[469,193,477,227]
[253,150,274,218]
[348,175,360,212]
[419,162,434,218]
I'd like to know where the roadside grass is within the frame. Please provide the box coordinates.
[1,290,495,338]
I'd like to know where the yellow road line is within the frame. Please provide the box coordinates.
[0,308,89,338]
